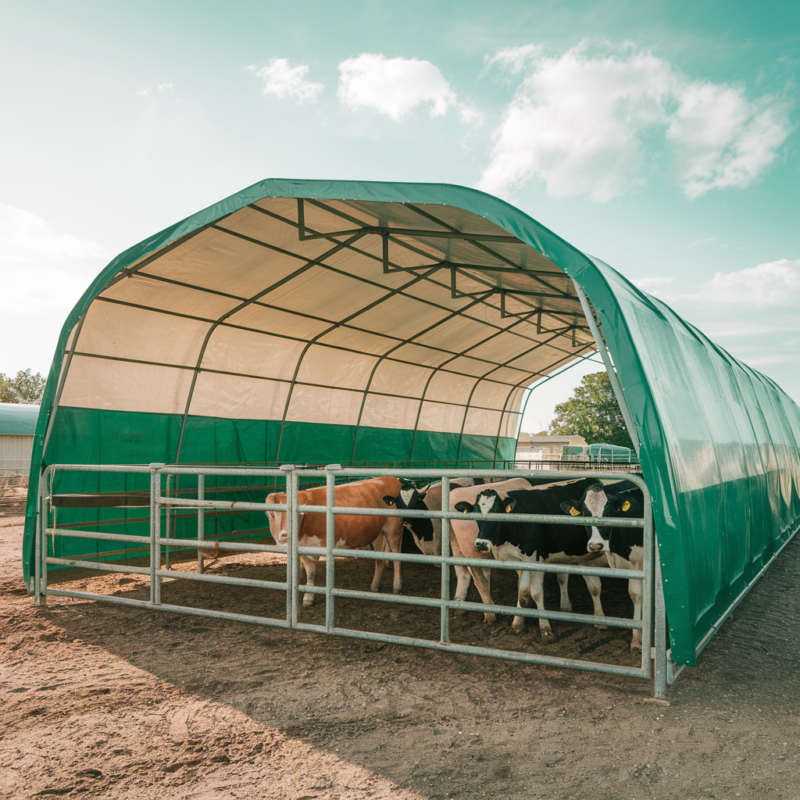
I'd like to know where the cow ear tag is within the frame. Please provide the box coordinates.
[383,496,395,506]
[569,506,581,516]
[505,504,512,513]
[622,501,631,512]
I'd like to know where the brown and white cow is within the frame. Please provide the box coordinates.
[266,477,403,607]
[448,478,534,623]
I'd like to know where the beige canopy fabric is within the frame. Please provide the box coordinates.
[58,195,595,459]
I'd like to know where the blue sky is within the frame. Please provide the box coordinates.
[1,0,798,429]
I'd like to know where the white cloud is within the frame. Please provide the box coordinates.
[667,83,791,199]
[477,45,675,201]
[158,83,173,93]
[689,237,718,247]
[338,53,457,121]
[0,204,107,261]
[136,87,151,97]
[746,353,800,367]
[485,44,543,74]
[632,276,674,289]
[478,42,790,202]
[247,58,323,104]
[688,259,800,306]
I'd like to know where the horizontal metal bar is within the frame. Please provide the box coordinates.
[156,569,287,591]
[157,535,284,554]
[42,464,153,474]
[47,528,152,545]
[328,627,646,677]
[161,497,286,512]
[446,598,641,629]
[160,466,288,477]
[43,589,291,628]
[46,557,151,576]
[296,503,644,529]
[299,226,522,243]
[294,545,643,579]
[330,587,442,609]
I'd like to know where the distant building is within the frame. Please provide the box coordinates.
[0,403,40,475]
[515,433,588,462]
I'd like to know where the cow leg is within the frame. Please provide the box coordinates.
[370,533,387,593]
[449,533,473,608]
[556,572,572,613]
[512,569,531,632]
[582,575,607,628]
[299,555,317,607]
[467,566,496,624]
[629,578,643,650]
[386,521,403,595]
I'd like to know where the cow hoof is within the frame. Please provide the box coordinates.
[302,595,314,607]
[630,640,643,652]
[483,613,496,624]
[393,586,402,595]
[511,624,525,635]
[540,629,554,640]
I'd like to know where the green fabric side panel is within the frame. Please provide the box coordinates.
[577,258,800,665]
[23,407,516,581]
[0,403,40,435]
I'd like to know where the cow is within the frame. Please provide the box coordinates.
[265,477,403,607]
[383,477,479,556]
[448,478,535,623]
[560,485,646,650]
[470,478,609,636]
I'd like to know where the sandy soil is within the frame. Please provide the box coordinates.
[2,516,799,799]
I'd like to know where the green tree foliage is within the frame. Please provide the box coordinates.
[0,369,46,404]
[549,372,633,449]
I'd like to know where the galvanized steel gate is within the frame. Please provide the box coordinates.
[34,464,679,697]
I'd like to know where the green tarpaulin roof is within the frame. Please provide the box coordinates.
[22,179,800,667]
[0,403,40,435]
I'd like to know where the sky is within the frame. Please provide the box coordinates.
[1,0,798,432]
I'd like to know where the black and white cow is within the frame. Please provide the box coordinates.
[468,478,609,636]
[384,478,478,556]
[561,485,646,650]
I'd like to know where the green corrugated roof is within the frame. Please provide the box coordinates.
[0,402,40,435]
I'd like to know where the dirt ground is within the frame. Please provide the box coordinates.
[2,517,799,799]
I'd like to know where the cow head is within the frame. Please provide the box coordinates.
[383,479,428,510]
[467,490,517,552]
[265,492,303,545]
[559,482,609,552]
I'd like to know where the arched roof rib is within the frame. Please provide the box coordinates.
[23,179,800,669]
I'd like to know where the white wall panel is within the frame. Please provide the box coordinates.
[417,401,465,435]
[189,373,290,420]
[462,407,502,437]
[369,361,433,398]
[296,345,377,391]
[60,356,192,414]
[359,394,420,430]
[202,327,305,380]
[424,372,478,405]
[78,302,211,368]
[286,385,363,426]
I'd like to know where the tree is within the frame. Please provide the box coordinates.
[549,372,633,449]
[0,369,46,404]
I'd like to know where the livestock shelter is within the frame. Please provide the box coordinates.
[1,402,39,475]
[23,179,800,669]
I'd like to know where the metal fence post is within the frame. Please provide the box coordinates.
[325,469,336,633]
[197,474,205,574]
[281,466,298,628]
[654,535,668,699]
[440,477,451,644]
[640,486,654,679]
[149,463,164,605]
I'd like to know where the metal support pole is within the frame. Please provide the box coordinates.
[149,463,164,605]
[572,280,640,454]
[35,469,46,605]
[325,470,336,633]
[640,487,654,678]
[282,466,298,628]
[654,535,668,699]
[197,474,205,574]
[440,477,451,644]
[164,474,172,570]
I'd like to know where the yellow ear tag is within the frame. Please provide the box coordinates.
[569,507,580,516]
[622,501,631,512]
[506,506,512,513]
[463,509,468,514]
